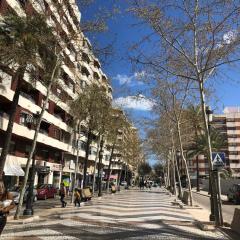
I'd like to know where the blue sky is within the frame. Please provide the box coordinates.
[78,1,240,165]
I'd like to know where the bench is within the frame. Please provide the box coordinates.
[111,185,116,193]
[80,188,92,201]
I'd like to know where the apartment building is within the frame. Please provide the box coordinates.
[212,107,240,178]
[103,109,138,185]
[186,107,240,179]
[0,0,114,189]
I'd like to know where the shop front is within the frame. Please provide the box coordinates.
[46,162,62,189]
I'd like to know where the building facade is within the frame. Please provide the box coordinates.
[0,0,122,190]
[186,107,240,179]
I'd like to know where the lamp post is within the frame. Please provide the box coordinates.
[98,136,104,197]
[117,160,122,191]
[196,154,200,192]
[206,106,215,222]
[23,112,39,216]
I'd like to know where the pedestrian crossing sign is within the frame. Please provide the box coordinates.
[212,152,225,169]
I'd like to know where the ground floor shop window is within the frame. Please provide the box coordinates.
[53,172,60,189]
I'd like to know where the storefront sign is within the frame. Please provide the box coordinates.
[36,166,50,174]
[52,164,62,171]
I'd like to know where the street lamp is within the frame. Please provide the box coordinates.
[98,136,104,197]
[206,106,215,222]
[23,112,39,216]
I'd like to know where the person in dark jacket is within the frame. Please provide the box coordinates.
[60,183,67,208]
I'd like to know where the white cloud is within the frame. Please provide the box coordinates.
[223,30,237,44]
[114,74,133,85]
[113,95,154,111]
[113,71,146,85]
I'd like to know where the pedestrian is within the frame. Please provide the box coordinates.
[74,188,81,207]
[0,180,15,235]
[60,183,67,208]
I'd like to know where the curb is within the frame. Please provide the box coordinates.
[192,190,227,201]
[7,215,40,224]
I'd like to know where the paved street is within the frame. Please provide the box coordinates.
[2,188,231,240]
[192,191,240,224]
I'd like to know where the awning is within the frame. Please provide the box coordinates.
[4,156,25,176]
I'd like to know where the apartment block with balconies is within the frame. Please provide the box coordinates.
[0,0,113,189]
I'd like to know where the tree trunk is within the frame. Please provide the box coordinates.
[92,135,101,194]
[165,155,170,188]
[198,81,213,171]
[106,143,116,193]
[176,121,193,206]
[117,168,122,190]
[14,62,57,220]
[175,154,183,199]
[97,137,104,196]
[0,67,25,179]
[83,130,92,188]
[71,123,80,203]
[171,149,177,196]
[170,130,182,198]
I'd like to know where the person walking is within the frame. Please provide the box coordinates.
[60,183,67,208]
[74,188,81,207]
[0,180,15,235]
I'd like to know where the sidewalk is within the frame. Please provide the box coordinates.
[7,189,121,224]
[2,188,233,240]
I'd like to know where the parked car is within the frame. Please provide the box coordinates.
[9,185,37,204]
[37,184,57,200]
[227,184,240,204]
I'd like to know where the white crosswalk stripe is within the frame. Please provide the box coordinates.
[1,189,229,239]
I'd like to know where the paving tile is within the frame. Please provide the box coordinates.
[2,188,231,239]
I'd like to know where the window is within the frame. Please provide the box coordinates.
[41,150,49,159]
[227,118,235,122]
[80,80,86,89]
[80,141,86,150]
[77,63,81,71]
[9,141,15,154]
[229,151,238,155]
[54,128,61,140]
[54,152,61,161]
[228,135,237,138]
[41,100,49,110]
[25,145,31,157]
[228,127,236,130]
[18,0,27,8]
[56,88,62,96]
[69,82,75,92]
[20,112,32,128]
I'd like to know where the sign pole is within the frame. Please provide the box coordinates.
[217,170,223,226]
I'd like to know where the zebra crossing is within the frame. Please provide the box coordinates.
[2,188,230,239]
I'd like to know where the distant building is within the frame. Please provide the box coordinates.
[186,107,240,179]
